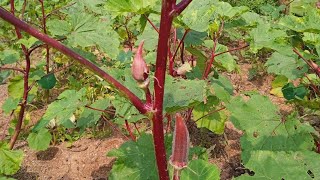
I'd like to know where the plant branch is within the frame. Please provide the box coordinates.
[144,14,159,33]
[28,37,66,55]
[125,120,136,141]
[194,107,226,123]
[293,48,320,78]
[169,29,189,75]
[0,67,25,74]
[0,7,148,114]
[214,44,249,57]
[45,2,76,18]
[102,116,130,140]
[202,21,224,79]
[170,0,192,16]
[39,0,50,74]
[85,105,116,115]
[8,0,31,150]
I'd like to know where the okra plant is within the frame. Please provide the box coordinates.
[1,0,320,179]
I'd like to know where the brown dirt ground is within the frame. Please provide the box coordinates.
[0,62,295,180]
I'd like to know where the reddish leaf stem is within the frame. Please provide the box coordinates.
[102,116,130,140]
[0,7,147,114]
[214,44,249,57]
[169,29,189,75]
[39,0,50,74]
[0,67,25,74]
[170,0,193,16]
[133,123,141,135]
[8,0,31,150]
[293,48,320,78]
[202,21,224,79]
[144,14,159,33]
[125,120,136,141]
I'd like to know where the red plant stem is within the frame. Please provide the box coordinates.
[180,43,185,64]
[293,48,320,78]
[144,14,159,33]
[194,107,226,123]
[39,0,50,74]
[145,88,152,105]
[84,105,116,115]
[102,116,129,140]
[170,0,193,16]
[28,37,66,55]
[304,74,320,96]
[202,21,224,79]
[202,39,217,79]
[0,7,148,114]
[8,0,30,150]
[166,114,172,133]
[0,67,25,74]
[45,2,76,19]
[133,123,141,135]
[214,44,249,57]
[169,29,190,74]
[125,120,136,141]
[152,0,178,179]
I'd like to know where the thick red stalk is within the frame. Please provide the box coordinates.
[0,7,147,114]
[152,0,177,179]
[8,0,30,150]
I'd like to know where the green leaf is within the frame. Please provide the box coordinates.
[136,23,158,51]
[108,134,172,180]
[214,1,249,19]
[33,89,87,130]
[228,94,318,179]
[0,71,11,84]
[0,143,23,175]
[178,30,207,47]
[209,75,234,95]
[249,24,292,55]
[214,44,237,72]
[27,128,52,151]
[16,37,38,49]
[181,0,215,32]
[8,76,38,100]
[237,151,320,180]
[181,159,220,180]
[265,53,308,80]
[2,97,19,115]
[38,73,57,90]
[105,0,158,15]
[164,77,206,113]
[77,99,110,129]
[282,83,308,100]
[112,96,147,125]
[47,11,120,59]
[0,49,20,65]
[193,96,227,134]
[185,47,207,75]
[279,8,320,33]
[227,96,315,152]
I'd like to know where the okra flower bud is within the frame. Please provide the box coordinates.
[131,41,149,88]
[170,113,190,169]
